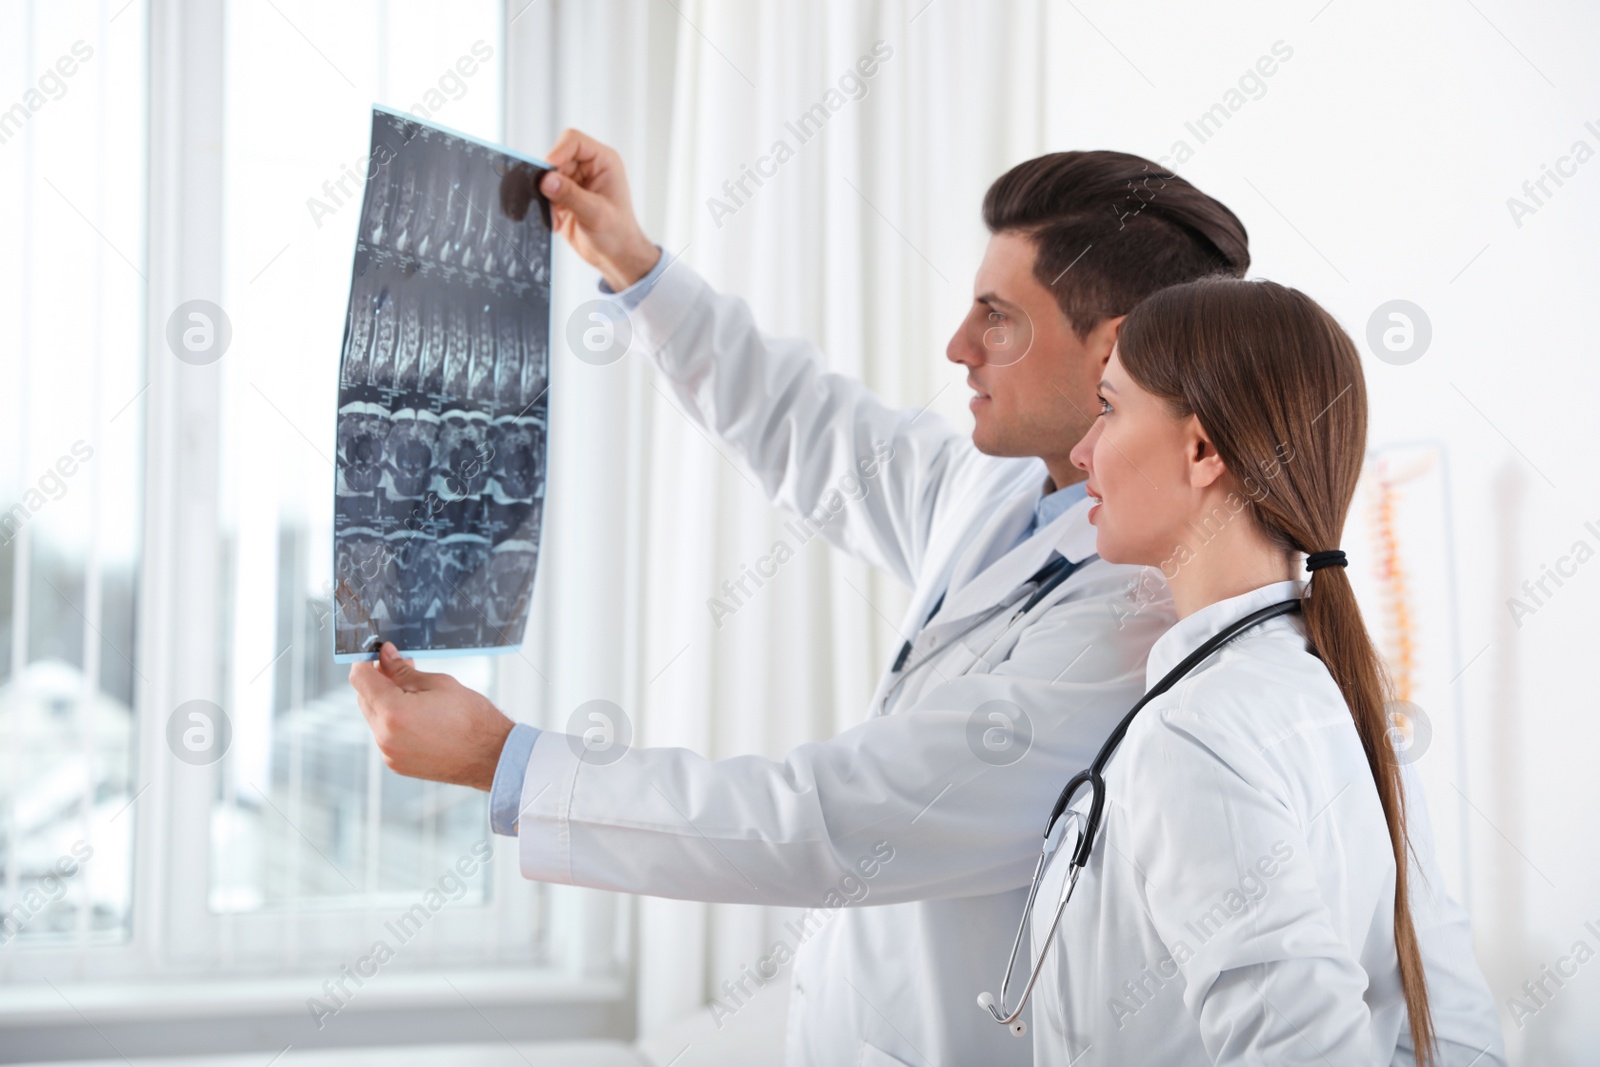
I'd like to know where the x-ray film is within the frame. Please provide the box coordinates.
[332,106,551,662]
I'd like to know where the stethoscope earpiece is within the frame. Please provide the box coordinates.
[977,992,1028,1037]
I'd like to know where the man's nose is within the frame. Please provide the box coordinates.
[946,317,980,367]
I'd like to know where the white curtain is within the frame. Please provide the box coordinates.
[616,0,1052,1051]
[509,0,1056,1053]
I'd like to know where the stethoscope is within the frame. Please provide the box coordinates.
[880,552,1092,708]
[977,596,1303,1036]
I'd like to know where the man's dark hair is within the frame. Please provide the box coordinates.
[982,151,1249,340]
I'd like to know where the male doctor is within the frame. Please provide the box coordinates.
[352,131,1504,1065]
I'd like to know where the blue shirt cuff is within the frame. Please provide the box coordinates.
[489,722,540,836]
[598,245,668,311]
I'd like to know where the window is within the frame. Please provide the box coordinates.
[0,0,148,958]
[197,0,545,967]
[1,0,582,986]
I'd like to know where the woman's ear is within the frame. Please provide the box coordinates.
[1185,415,1228,489]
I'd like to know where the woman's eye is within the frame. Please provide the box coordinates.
[1096,395,1112,416]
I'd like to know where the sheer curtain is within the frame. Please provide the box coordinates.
[507,0,1051,1051]
[591,0,1052,1049]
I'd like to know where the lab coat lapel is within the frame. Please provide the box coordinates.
[931,493,1096,633]
[934,491,1038,621]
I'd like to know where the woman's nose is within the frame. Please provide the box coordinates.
[1069,419,1100,473]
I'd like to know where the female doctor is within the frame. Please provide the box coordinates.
[999,277,1441,1064]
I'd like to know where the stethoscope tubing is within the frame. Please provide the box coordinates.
[882,555,1083,708]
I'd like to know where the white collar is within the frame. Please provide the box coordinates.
[1145,579,1307,687]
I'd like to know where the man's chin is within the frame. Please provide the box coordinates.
[969,427,1022,458]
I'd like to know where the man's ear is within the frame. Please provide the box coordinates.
[1091,314,1128,369]
[1185,415,1228,490]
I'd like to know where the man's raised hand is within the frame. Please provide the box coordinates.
[540,128,661,291]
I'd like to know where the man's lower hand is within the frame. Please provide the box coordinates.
[350,642,515,792]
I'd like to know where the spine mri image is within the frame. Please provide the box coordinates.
[332,106,552,661]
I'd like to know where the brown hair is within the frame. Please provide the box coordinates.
[1116,277,1435,1064]
[983,151,1250,340]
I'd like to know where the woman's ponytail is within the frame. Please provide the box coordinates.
[1299,557,1435,1065]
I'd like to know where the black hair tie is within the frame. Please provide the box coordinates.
[1305,550,1347,572]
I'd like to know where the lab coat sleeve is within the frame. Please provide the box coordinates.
[1117,707,1383,1065]
[514,564,1169,905]
[1391,764,1507,1066]
[624,257,1018,588]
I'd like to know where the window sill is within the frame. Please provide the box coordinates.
[0,969,635,1061]
[0,968,626,1026]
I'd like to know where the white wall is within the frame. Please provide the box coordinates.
[631,1,1600,1061]
[1022,4,1600,1059]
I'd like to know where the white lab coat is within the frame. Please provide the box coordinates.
[1030,580,1507,1066]
[511,261,1504,1066]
